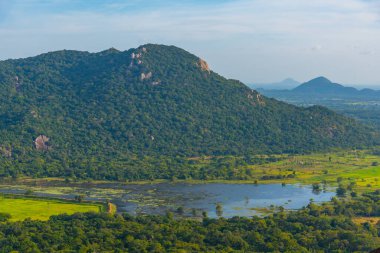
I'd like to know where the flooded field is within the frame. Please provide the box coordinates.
[0,182,335,218]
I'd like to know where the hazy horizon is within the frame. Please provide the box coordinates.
[250,77,380,89]
[1,0,379,85]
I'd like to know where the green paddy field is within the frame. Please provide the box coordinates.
[0,196,102,221]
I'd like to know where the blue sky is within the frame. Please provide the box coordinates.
[0,0,379,86]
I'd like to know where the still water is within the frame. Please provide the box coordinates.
[0,182,335,218]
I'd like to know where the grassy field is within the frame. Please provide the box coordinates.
[142,149,379,192]
[245,149,380,191]
[0,196,102,221]
[179,149,379,192]
[1,149,378,193]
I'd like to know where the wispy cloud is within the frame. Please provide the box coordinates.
[0,0,379,84]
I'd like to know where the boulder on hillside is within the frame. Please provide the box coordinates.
[35,135,50,151]
[198,58,210,73]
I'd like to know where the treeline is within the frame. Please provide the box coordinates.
[0,191,379,252]
[0,154,284,181]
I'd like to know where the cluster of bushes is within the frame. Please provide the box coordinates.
[0,154,286,181]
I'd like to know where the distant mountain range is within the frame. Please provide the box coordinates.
[258,77,380,129]
[293,77,380,97]
[259,77,380,99]
[249,78,300,90]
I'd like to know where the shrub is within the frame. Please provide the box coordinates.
[0,213,11,222]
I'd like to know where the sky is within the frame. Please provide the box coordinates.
[0,0,379,87]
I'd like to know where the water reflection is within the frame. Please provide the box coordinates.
[0,183,335,218]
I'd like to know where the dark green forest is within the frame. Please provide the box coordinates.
[0,44,378,180]
[0,190,379,252]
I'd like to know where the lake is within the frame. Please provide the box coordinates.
[0,182,335,218]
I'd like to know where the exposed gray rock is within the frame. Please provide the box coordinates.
[140,72,152,81]
[0,146,12,157]
[31,110,38,118]
[14,76,21,92]
[35,135,50,151]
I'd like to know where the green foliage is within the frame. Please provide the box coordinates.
[312,183,321,194]
[0,191,379,252]
[176,206,184,215]
[0,213,11,222]
[336,185,347,197]
[215,203,223,217]
[0,44,378,180]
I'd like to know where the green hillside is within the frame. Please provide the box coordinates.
[0,44,378,180]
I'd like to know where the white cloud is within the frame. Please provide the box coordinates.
[0,0,379,84]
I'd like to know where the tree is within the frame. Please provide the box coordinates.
[75,195,84,203]
[216,203,223,217]
[25,189,34,196]
[312,183,321,194]
[0,212,11,222]
[176,206,184,215]
[336,185,346,197]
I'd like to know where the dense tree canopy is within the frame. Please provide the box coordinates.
[0,44,378,180]
[0,190,379,252]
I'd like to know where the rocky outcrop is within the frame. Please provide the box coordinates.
[256,93,265,106]
[140,72,152,81]
[31,110,38,118]
[128,48,154,81]
[35,135,50,151]
[14,76,21,92]
[247,90,265,106]
[198,59,210,73]
[130,52,142,60]
[0,146,12,157]
[130,48,147,68]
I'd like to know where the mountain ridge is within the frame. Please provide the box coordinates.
[259,76,380,97]
[249,78,300,90]
[292,76,378,95]
[0,44,378,180]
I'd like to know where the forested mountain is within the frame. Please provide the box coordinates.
[0,44,378,179]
